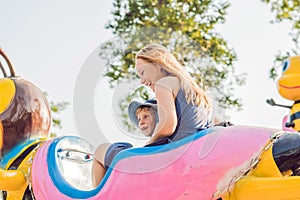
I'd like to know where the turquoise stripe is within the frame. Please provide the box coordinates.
[112,127,215,160]
[48,127,216,198]
[0,138,40,168]
[47,137,100,198]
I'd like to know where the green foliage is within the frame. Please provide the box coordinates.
[49,100,69,129]
[44,93,69,129]
[100,0,246,133]
[261,0,300,80]
[261,0,300,25]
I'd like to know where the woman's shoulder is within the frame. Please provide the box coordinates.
[156,76,180,88]
[156,76,180,97]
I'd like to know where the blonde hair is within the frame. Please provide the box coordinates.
[135,43,211,109]
[136,106,151,116]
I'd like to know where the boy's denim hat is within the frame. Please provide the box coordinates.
[128,99,157,127]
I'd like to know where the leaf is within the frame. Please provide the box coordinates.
[101,0,247,132]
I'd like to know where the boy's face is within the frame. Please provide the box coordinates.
[136,107,156,137]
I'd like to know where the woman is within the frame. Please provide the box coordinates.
[92,43,213,187]
[135,43,213,145]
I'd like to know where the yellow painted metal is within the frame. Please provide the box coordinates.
[248,142,282,178]
[0,79,15,114]
[0,138,46,199]
[291,103,300,131]
[0,168,26,191]
[4,138,46,171]
[219,141,300,200]
[222,176,300,200]
[278,56,300,101]
[0,120,3,149]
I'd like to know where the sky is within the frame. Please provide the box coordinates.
[0,0,295,147]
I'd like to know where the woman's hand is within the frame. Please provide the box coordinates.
[145,139,152,146]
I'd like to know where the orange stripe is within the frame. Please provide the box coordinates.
[0,79,15,114]
[0,120,2,149]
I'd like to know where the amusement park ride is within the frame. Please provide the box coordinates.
[266,55,300,132]
[0,49,300,200]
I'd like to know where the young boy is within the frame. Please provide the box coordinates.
[92,100,157,187]
[128,99,158,137]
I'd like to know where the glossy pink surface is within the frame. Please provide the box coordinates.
[32,140,71,199]
[32,125,277,199]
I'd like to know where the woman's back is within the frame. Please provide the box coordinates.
[170,88,213,141]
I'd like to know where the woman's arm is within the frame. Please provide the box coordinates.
[146,77,180,144]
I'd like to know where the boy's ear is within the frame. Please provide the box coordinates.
[155,63,164,71]
[158,64,164,72]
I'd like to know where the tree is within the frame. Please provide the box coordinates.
[100,0,246,135]
[261,0,300,79]
[46,94,69,137]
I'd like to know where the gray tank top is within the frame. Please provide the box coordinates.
[169,88,213,141]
